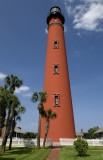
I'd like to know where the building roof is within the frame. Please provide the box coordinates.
[95,127,103,133]
[14,127,25,134]
[76,132,84,136]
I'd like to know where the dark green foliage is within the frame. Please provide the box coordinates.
[9,106,26,150]
[74,138,88,156]
[32,91,47,104]
[1,74,24,153]
[31,92,38,102]
[84,126,99,139]
[23,132,38,138]
[42,109,57,120]
[5,74,23,94]
[1,95,23,153]
[39,92,47,103]
[0,86,13,136]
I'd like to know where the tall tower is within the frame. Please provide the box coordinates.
[41,6,75,143]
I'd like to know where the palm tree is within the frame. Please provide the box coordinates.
[1,95,22,153]
[0,75,22,137]
[32,91,47,149]
[0,86,11,136]
[42,109,57,149]
[9,106,26,150]
[5,74,23,94]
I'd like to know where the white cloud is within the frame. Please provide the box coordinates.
[74,3,103,31]
[65,0,103,31]
[0,72,6,80]
[64,25,67,32]
[65,6,73,16]
[15,86,30,93]
[45,28,48,34]
[22,92,33,97]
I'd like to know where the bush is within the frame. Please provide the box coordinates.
[74,139,88,156]
[23,132,37,138]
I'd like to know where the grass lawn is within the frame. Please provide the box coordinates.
[60,146,103,160]
[0,147,51,160]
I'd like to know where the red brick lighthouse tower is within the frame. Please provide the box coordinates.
[41,6,75,143]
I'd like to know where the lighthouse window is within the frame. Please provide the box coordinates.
[55,65,58,73]
[53,64,59,74]
[54,18,57,22]
[55,95,59,106]
[53,94,60,106]
[54,40,59,48]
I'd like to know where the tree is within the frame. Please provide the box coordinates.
[23,132,38,138]
[0,86,8,136]
[9,106,26,150]
[0,75,23,138]
[42,109,57,149]
[32,91,47,149]
[84,126,99,139]
[1,75,23,153]
[1,95,23,153]
[5,74,23,94]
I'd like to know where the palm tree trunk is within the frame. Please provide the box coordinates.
[37,112,41,149]
[43,133,47,149]
[0,106,6,137]
[9,119,15,150]
[1,110,14,154]
[43,120,49,149]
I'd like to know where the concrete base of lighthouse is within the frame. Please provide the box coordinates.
[40,138,76,146]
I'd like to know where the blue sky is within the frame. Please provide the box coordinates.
[0,0,103,133]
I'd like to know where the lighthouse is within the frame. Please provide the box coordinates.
[41,6,75,143]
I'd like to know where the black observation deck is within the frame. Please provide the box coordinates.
[47,6,65,25]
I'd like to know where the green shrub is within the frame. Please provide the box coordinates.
[23,132,37,138]
[74,138,88,156]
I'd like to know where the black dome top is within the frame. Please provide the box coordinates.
[50,6,61,13]
[47,6,65,25]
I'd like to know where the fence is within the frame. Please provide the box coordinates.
[0,138,103,147]
[0,138,53,147]
[59,138,103,146]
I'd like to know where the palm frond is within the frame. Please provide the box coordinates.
[47,109,52,118]
[39,91,47,103]
[17,106,26,114]
[10,95,21,109]
[32,92,38,102]
[16,80,23,88]
[43,109,57,120]
[4,74,23,92]
[52,112,57,119]
[16,115,21,122]
[5,76,11,88]
[41,110,47,118]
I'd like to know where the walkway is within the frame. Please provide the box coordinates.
[46,147,60,160]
